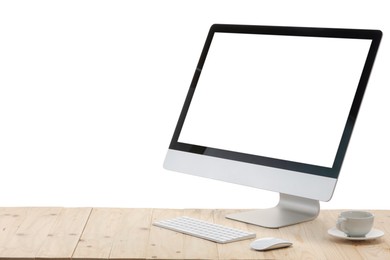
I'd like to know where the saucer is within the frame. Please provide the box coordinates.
[328,227,384,240]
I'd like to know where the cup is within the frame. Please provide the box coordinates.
[336,211,374,237]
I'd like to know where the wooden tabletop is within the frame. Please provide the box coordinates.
[0,207,389,259]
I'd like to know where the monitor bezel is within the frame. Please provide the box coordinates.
[169,24,382,179]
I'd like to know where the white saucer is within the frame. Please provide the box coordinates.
[328,227,384,241]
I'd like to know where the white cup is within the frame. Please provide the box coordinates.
[336,211,374,237]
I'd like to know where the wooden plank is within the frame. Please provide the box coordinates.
[108,208,153,260]
[0,207,62,259]
[146,208,185,260]
[36,207,92,259]
[0,207,30,259]
[0,208,388,259]
[279,213,329,260]
[72,208,124,259]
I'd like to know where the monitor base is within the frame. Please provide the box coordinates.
[226,193,320,228]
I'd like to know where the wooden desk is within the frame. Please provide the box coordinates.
[0,208,389,259]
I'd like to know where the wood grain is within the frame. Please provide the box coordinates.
[36,207,92,259]
[0,208,388,259]
[109,208,153,260]
[72,208,124,259]
[0,207,62,258]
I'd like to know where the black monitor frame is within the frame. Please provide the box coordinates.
[169,24,382,179]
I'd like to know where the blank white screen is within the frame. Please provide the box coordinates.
[179,33,371,168]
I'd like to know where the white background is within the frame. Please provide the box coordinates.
[0,0,389,210]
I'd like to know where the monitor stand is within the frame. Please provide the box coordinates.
[226,193,320,228]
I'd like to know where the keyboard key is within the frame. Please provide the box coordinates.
[153,216,255,243]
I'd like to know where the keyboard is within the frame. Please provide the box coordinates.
[153,216,256,243]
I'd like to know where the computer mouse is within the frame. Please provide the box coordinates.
[250,237,292,251]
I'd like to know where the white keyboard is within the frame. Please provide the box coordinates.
[153,216,256,244]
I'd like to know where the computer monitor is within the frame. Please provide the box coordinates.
[164,24,382,228]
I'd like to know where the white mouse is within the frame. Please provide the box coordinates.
[250,237,292,251]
